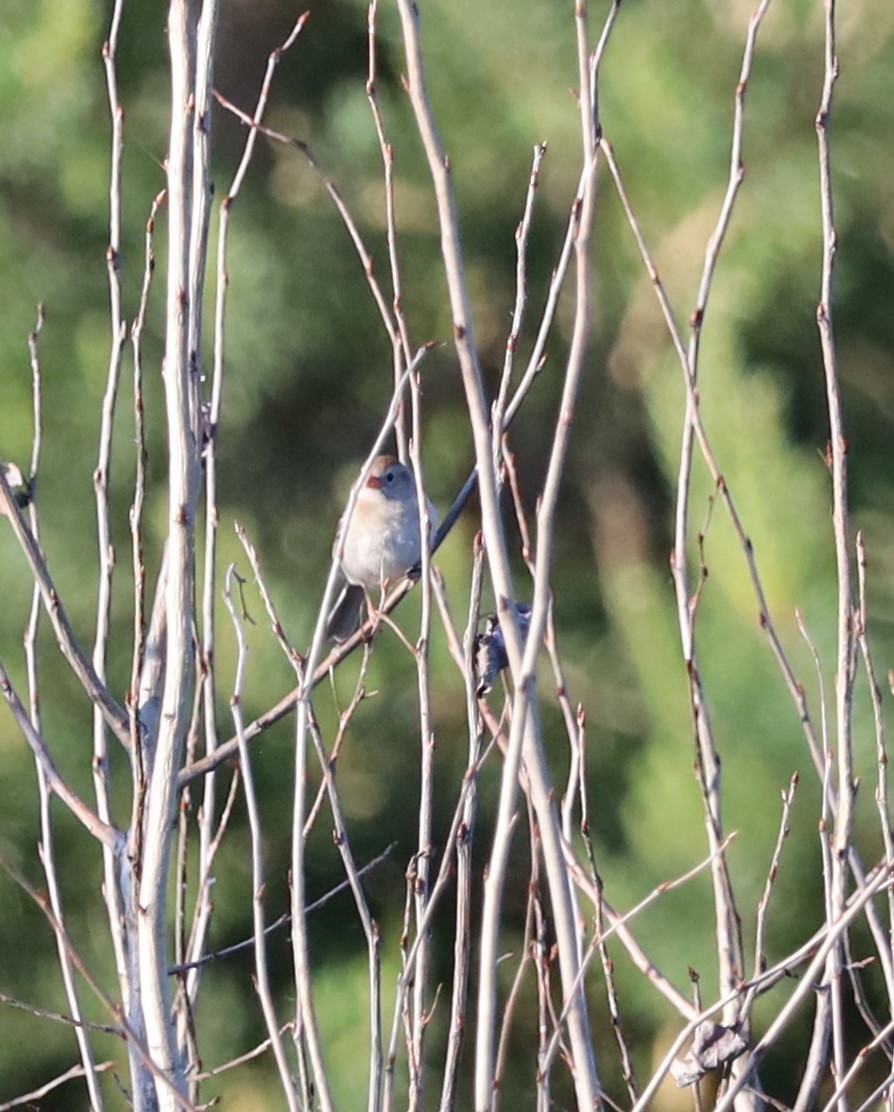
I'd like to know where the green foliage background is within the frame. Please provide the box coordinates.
[1,0,893,1107]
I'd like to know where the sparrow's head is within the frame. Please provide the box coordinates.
[366,455,415,502]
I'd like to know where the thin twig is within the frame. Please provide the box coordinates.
[93,0,128,986]
[193,1021,295,1080]
[857,533,894,1020]
[0,1060,116,1112]
[222,564,300,1109]
[574,700,639,1103]
[407,373,437,1112]
[182,14,310,1066]
[436,549,487,1112]
[738,774,799,1031]
[170,843,395,974]
[492,876,537,1110]
[22,303,107,1109]
[672,4,775,1059]
[0,464,130,747]
[802,4,852,1105]
[492,142,548,445]
[366,0,413,459]
[213,90,400,353]
[0,992,119,1037]
[0,660,119,846]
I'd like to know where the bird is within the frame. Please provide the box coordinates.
[325,454,438,642]
[474,602,532,696]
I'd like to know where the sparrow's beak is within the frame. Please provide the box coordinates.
[366,474,382,490]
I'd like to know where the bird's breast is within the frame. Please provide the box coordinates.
[340,496,423,587]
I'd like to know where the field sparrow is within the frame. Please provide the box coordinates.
[326,454,438,642]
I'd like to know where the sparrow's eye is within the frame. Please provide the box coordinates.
[385,470,395,483]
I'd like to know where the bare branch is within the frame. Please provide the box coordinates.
[0,1060,116,1112]
[0,464,130,747]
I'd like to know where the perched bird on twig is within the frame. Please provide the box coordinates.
[326,454,438,642]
